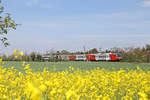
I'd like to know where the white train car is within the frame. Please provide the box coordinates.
[60,55,70,60]
[76,55,86,61]
[95,53,110,61]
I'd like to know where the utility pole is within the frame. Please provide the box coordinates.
[83,45,86,61]
[83,45,86,53]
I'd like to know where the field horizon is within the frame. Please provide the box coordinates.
[2,61,150,72]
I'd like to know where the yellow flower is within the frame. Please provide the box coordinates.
[18,52,24,56]
[13,49,18,55]
[22,61,26,67]
[66,90,74,99]
[24,64,30,70]
[39,84,47,92]
[138,92,148,99]
[15,56,18,59]
[0,58,2,62]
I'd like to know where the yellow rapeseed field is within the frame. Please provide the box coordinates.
[0,50,150,100]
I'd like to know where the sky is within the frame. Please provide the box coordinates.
[1,0,150,55]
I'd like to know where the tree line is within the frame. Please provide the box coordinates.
[1,44,150,63]
[1,52,43,62]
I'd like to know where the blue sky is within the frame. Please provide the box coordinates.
[1,0,150,54]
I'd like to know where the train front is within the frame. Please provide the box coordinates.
[109,53,123,61]
[116,53,122,61]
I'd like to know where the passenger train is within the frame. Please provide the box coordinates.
[43,53,122,61]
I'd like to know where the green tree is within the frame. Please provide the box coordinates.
[61,50,70,55]
[36,54,42,61]
[1,54,7,61]
[146,44,150,51]
[87,48,99,54]
[0,0,18,47]
[146,44,150,63]
[30,52,36,61]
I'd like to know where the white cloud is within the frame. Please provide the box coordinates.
[25,0,40,6]
[25,0,53,9]
[141,0,150,7]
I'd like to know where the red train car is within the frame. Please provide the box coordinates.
[110,53,122,61]
[69,55,76,61]
[86,55,96,61]
[109,54,117,61]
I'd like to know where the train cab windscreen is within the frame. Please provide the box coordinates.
[116,53,122,57]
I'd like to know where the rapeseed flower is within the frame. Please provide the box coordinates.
[18,52,23,56]
[0,58,2,62]
[0,53,150,100]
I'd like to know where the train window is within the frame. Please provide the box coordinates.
[116,54,121,57]
[78,56,85,58]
